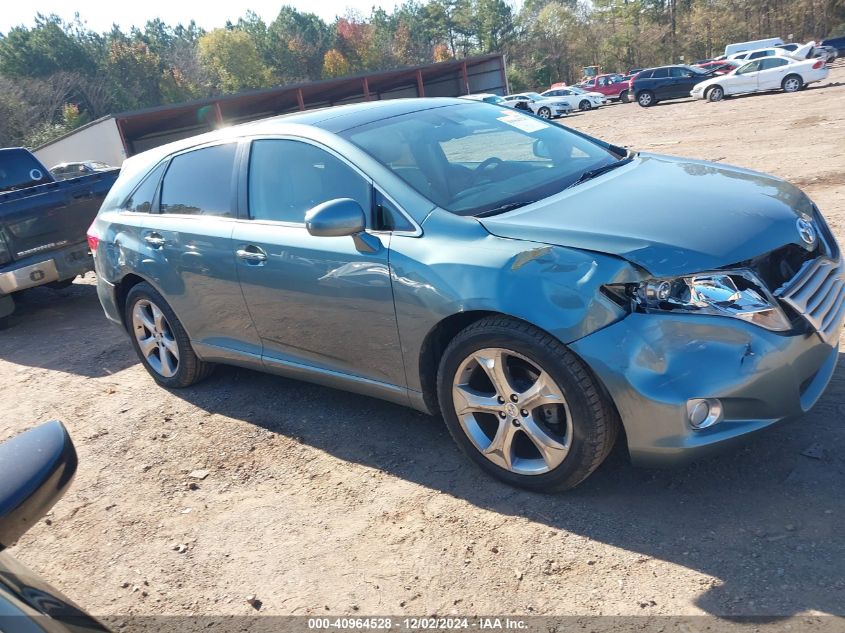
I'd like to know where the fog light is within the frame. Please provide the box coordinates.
[687,398,723,430]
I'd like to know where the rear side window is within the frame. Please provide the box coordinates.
[760,58,788,70]
[0,149,49,193]
[248,139,371,224]
[651,68,669,78]
[160,144,237,217]
[122,162,165,213]
[637,70,653,79]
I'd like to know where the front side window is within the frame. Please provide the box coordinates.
[123,162,166,213]
[248,139,371,224]
[737,60,762,74]
[160,144,236,216]
[343,102,618,217]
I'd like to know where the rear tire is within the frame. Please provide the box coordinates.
[782,74,803,93]
[637,90,655,107]
[124,282,214,388]
[436,316,619,492]
[619,90,630,103]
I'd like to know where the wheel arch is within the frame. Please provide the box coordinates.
[114,272,162,330]
[417,311,622,432]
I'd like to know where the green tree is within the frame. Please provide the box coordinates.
[197,28,272,94]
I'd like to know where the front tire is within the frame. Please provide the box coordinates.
[706,85,724,102]
[782,74,803,93]
[579,99,592,111]
[637,90,655,107]
[125,282,214,388]
[536,106,552,119]
[436,317,619,492]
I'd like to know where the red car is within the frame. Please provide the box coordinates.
[575,74,631,102]
[695,59,741,75]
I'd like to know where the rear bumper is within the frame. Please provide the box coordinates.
[571,312,843,468]
[0,241,92,295]
[96,276,124,328]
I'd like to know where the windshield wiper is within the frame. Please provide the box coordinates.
[475,200,539,218]
[566,156,634,190]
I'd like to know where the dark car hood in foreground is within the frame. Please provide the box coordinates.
[479,153,815,277]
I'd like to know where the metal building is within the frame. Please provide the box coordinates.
[34,54,507,168]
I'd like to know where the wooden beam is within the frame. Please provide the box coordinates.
[363,77,371,101]
[416,69,425,97]
[297,88,305,111]
[461,60,470,94]
[213,102,224,125]
[114,117,130,159]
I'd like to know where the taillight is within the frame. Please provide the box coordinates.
[812,59,824,69]
[86,222,100,254]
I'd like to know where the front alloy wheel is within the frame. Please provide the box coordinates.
[579,99,592,111]
[707,86,724,102]
[452,348,572,475]
[537,106,552,119]
[437,316,619,491]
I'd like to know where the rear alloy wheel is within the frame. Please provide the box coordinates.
[125,282,214,388]
[782,74,803,93]
[537,106,552,119]
[637,90,655,107]
[437,317,618,491]
[707,85,724,102]
[579,99,592,111]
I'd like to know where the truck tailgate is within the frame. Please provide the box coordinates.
[0,169,119,263]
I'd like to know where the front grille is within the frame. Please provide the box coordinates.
[774,256,845,345]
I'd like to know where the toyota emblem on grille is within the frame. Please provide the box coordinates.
[796,216,817,247]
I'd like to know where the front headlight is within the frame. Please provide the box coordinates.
[604,270,791,331]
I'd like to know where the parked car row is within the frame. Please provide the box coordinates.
[630,37,835,107]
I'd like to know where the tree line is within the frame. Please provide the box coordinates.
[1,0,843,149]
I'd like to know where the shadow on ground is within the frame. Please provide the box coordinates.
[0,279,137,378]
[169,352,845,618]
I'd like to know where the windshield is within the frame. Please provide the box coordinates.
[524,92,543,99]
[342,103,619,217]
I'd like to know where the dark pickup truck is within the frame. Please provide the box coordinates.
[0,147,119,320]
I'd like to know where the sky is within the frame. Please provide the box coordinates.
[0,0,401,34]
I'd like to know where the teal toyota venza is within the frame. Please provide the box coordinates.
[89,99,844,491]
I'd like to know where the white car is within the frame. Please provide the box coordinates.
[501,92,577,118]
[460,93,507,104]
[691,56,829,101]
[541,86,607,110]
[728,41,815,61]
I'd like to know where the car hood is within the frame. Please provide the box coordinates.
[478,153,815,277]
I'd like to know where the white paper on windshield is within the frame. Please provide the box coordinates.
[497,111,549,133]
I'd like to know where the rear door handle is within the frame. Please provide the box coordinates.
[236,245,267,264]
[144,233,166,248]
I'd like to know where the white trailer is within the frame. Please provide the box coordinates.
[33,116,127,171]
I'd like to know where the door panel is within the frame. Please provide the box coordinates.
[234,138,405,387]
[232,223,403,384]
[141,142,260,356]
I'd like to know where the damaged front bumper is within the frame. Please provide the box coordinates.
[571,311,842,467]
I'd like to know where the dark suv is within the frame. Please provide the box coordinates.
[631,65,712,107]
[821,35,845,57]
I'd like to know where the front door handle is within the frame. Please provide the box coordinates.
[144,233,165,248]
[236,245,267,264]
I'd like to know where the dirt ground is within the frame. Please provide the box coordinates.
[3,65,845,623]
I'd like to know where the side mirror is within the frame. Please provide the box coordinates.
[305,198,366,237]
[533,139,552,159]
[0,421,77,550]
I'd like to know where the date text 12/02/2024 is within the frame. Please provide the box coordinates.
[306,618,528,630]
